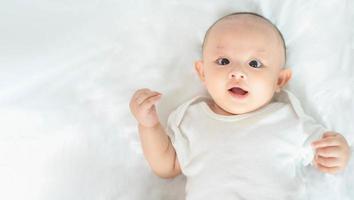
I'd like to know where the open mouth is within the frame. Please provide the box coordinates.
[228,87,249,96]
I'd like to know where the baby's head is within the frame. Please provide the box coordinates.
[195,12,292,115]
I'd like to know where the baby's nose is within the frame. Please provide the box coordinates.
[229,70,246,80]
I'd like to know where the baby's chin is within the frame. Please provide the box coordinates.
[209,90,275,115]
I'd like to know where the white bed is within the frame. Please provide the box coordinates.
[0,0,353,199]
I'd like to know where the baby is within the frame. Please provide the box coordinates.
[129,12,351,199]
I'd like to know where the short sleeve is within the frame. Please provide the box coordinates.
[300,113,329,166]
[281,89,329,166]
[165,109,177,143]
[164,96,203,173]
[165,109,190,174]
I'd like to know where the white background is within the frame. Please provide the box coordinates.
[0,0,353,199]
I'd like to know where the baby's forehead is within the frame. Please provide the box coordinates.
[202,13,286,62]
[211,14,277,37]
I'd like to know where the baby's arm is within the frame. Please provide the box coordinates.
[129,88,181,179]
[311,132,351,174]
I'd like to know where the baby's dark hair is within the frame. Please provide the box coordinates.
[202,12,287,62]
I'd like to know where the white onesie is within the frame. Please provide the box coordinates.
[166,89,329,200]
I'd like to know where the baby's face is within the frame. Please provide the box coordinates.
[195,15,291,115]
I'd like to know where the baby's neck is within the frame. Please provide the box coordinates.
[207,96,276,116]
[207,101,237,116]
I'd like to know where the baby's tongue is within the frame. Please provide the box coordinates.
[230,87,247,95]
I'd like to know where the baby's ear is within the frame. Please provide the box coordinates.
[276,67,292,89]
[194,60,205,82]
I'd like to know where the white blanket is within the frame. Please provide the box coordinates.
[0,0,353,199]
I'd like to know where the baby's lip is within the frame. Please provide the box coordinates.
[228,87,249,95]
[227,85,248,93]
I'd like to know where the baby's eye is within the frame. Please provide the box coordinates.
[216,58,230,65]
[248,59,262,68]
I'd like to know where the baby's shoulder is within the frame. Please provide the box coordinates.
[273,89,307,119]
[167,95,209,126]
[274,89,328,133]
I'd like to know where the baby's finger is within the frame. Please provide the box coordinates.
[136,91,161,105]
[315,156,340,167]
[315,163,341,174]
[316,146,341,157]
[322,132,338,138]
[131,88,150,103]
[312,137,341,148]
[132,88,150,98]
[139,94,162,110]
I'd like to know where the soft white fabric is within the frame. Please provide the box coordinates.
[166,89,327,200]
[0,1,353,200]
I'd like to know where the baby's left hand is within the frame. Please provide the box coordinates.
[311,132,351,174]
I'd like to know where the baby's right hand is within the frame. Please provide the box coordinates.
[129,88,162,128]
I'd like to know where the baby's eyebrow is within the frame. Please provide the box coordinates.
[255,49,267,53]
[216,45,266,51]
[212,46,268,57]
[249,49,268,56]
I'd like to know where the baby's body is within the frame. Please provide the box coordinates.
[129,12,351,199]
[166,90,326,199]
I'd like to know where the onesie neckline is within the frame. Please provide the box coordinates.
[199,96,285,122]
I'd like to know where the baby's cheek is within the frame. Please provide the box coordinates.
[206,73,223,86]
[204,77,223,97]
[253,77,274,92]
[252,79,275,101]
